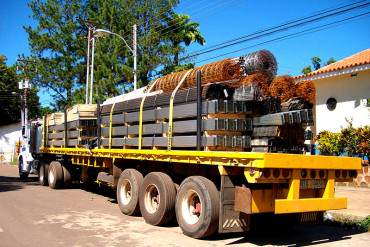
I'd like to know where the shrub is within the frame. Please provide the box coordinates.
[339,121,359,156]
[317,123,370,157]
[356,125,370,156]
[316,131,342,155]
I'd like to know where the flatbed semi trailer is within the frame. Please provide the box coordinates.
[25,50,362,239]
[34,146,361,238]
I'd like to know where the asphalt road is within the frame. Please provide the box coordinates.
[0,164,369,247]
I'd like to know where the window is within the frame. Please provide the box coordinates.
[326,97,337,111]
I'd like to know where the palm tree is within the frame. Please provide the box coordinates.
[163,13,205,66]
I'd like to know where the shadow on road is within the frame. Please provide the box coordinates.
[211,223,365,246]
[0,175,39,192]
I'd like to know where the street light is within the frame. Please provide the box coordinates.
[87,26,137,104]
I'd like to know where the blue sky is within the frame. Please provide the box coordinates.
[0,0,369,106]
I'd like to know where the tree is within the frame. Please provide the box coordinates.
[25,0,204,105]
[325,57,336,66]
[25,0,88,109]
[0,55,40,125]
[85,0,135,101]
[131,0,183,86]
[311,56,321,70]
[163,13,205,67]
[301,57,336,75]
[301,65,312,75]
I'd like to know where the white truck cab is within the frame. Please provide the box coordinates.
[18,120,42,179]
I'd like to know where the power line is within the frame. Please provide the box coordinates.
[151,0,239,39]
[124,0,237,43]
[188,0,368,55]
[195,11,370,64]
[182,0,370,61]
[119,0,180,39]
[121,0,210,41]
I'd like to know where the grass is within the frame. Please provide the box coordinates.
[325,213,370,232]
[8,158,18,166]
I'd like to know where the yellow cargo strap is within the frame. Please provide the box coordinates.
[167,69,193,150]
[108,103,116,149]
[45,116,49,147]
[139,79,159,149]
[42,116,45,148]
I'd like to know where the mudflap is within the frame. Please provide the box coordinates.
[112,160,123,190]
[218,175,250,233]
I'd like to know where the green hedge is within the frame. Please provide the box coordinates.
[316,122,369,157]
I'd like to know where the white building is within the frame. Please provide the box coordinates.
[295,49,370,134]
[0,122,21,163]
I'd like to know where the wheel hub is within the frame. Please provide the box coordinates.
[120,180,132,205]
[181,189,202,225]
[144,184,160,214]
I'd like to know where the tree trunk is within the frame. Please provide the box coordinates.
[174,52,179,66]
[66,87,72,107]
[173,42,180,66]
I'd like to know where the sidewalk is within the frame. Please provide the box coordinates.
[328,186,370,221]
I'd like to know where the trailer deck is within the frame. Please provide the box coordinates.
[40,147,361,215]
[40,147,360,170]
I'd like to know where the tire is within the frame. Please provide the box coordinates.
[139,172,177,226]
[117,169,143,216]
[62,165,72,186]
[39,162,50,186]
[48,161,64,189]
[175,176,220,239]
[18,157,28,181]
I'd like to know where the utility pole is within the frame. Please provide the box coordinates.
[16,59,33,136]
[85,25,92,104]
[18,79,30,137]
[89,24,137,101]
[133,24,137,90]
[89,35,96,104]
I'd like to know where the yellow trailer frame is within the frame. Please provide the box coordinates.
[40,147,361,214]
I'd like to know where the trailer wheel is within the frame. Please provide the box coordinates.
[48,161,64,189]
[39,162,49,186]
[117,169,143,216]
[175,176,219,239]
[139,172,176,226]
[62,165,72,187]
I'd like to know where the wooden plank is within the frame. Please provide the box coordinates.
[67,104,97,121]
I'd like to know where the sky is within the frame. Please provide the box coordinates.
[0,0,369,106]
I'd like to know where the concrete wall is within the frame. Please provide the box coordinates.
[0,122,21,162]
[314,69,370,133]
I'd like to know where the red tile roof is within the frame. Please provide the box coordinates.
[295,48,370,79]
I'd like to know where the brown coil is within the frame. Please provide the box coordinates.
[153,58,241,92]
[296,80,316,104]
[238,72,271,97]
[269,75,297,102]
